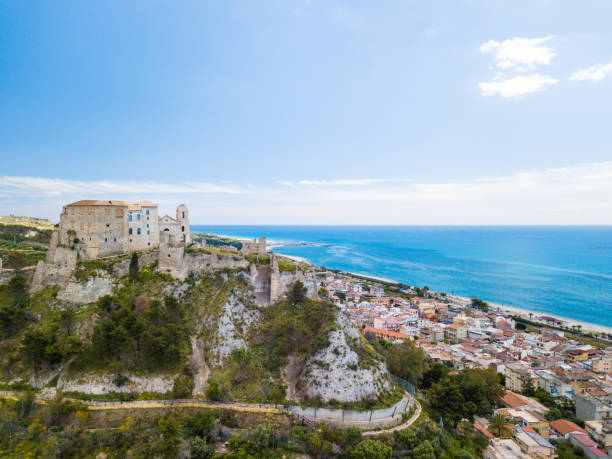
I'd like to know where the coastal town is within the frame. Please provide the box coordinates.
[320,270,612,459]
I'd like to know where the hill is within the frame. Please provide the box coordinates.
[0,215,55,231]
[0,247,398,409]
[0,217,54,269]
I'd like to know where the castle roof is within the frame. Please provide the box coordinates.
[65,200,158,208]
[66,200,128,207]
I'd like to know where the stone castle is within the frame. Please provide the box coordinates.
[46,200,191,263]
[26,199,317,306]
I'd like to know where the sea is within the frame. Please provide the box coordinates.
[191,226,612,327]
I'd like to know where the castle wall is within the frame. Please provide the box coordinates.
[59,204,129,259]
[127,204,159,253]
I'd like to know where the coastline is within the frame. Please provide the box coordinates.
[280,252,612,336]
[198,231,612,336]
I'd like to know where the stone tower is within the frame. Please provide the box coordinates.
[176,204,192,245]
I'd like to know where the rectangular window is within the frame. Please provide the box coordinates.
[147,224,149,228]
[105,208,110,215]
[137,228,141,235]
[129,228,133,235]
[116,209,124,217]
[104,238,107,242]
[129,214,133,221]
[137,214,141,221]
[146,209,150,215]
[147,230,150,235]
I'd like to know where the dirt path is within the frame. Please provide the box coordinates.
[363,399,422,436]
[189,337,210,396]
[87,400,283,414]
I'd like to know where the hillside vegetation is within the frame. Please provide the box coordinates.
[0,217,53,269]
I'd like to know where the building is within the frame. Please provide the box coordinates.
[549,419,587,439]
[158,203,192,246]
[568,432,608,459]
[363,327,409,344]
[505,363,537,394]
[484,438,530,459]
[444,324,467,343]
[512,425,556,458]
[47,200,190,262]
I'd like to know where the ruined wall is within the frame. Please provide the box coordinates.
[31,248,77,293]
[241,237,266,256]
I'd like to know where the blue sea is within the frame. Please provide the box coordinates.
[191,226,612,327]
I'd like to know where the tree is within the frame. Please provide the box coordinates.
[205,380,222,401]
[386,339,426,386]
[191,436,214,459]
[155,415,181,457]
[350,439,393,459]
[413,440,436,459]
[129,252,139,279]
[522,377,536,397]
[171,375,194,399]
[289,280,307,303]
[488,414,510,438]
[471,298,489,312]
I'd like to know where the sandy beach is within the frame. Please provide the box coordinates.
[448,294,612,336]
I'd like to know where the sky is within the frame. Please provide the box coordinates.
[1,0,612,224]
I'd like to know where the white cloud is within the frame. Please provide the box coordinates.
[478,36,559,98]
[479,74,558,98]
[570,61,612,82]
[2,162,612,224]
[0,176,250,196]
[480,36,556,71]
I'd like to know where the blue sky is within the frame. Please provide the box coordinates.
[1,0,612,224]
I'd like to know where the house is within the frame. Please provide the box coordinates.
[501,391,549,414]
[362,327,409,344]
[568,432,608,459]
[504,409,550,438]
[549,419,587,439]
[513,425,556,458]
[484,438,530,459]
[505,363,538,393]
[444,324,467,343]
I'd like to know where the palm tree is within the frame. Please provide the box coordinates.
[488,414,510,438]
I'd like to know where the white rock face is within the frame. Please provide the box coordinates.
[57,373,176,394]
[57,273,114,304]
[211,296,261,365]
[301,310,391,403]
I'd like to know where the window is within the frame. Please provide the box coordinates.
[129,228,133,235]
[114,238,117,242]
[105,208,110,215]
[104,238,107,242]
[147,216,149,220]
[182,225,185,232]
[147,224,149,228]
[137,228,141,235]
[106,224,110,227]
[182,212,185,218]
[137,214,141,221]
[116,208,123,217]
[147,230,150,235]
[146,209,150,215]
[129,214,133,221]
